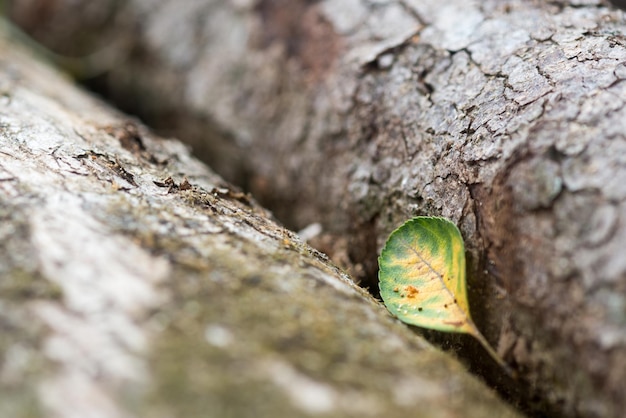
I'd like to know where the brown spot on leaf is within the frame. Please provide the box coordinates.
[405,285,419,298]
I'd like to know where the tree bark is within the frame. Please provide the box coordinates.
[7,0,626,416]
[0,31,524,417]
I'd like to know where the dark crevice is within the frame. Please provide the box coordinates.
[609,0,626,9]
[465,180,563,418]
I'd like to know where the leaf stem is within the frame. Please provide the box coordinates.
[469,323,517,378]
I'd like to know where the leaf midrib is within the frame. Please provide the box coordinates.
[399,236,460,311]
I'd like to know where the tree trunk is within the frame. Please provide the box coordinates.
[0,31,524,417]
[6,0,626,416]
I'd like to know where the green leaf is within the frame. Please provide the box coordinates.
[378,217,511,374]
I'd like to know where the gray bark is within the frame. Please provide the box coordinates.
[0,31,523,417]
[7,0,626,416]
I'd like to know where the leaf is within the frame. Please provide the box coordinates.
[378,216,512,374]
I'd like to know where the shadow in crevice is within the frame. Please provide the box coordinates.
[415,327,557,418]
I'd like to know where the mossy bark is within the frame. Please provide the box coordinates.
[0,33,522,417]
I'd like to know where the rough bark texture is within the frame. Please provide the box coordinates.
[7,0,626,416]
[0,31,525,418]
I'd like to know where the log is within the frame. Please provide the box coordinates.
[7,1,626,416]
[0,31,521,417]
